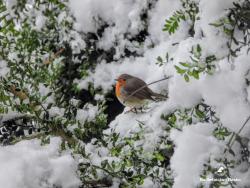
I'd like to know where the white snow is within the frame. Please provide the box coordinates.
[69,0,151,58]
[2,0,250,187]
[148,0,182,43]
[69,0,149,34]
[70,0,250,187]
[49,107,65,118]
[35,13,46,30]
[0,60,9,77]
[170,123,222,188]
[76,103,99,123]
[0,137,80,188]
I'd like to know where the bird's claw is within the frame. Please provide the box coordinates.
[124,107,146,114]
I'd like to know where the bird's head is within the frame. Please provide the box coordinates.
[115,74,133,86]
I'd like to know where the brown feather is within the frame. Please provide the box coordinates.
[122,77,155,101]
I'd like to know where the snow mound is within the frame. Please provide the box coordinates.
[0,137,80,188]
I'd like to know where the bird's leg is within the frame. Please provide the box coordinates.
[139,107,144,113]
[125,107,137,114]
[132,108,138,114]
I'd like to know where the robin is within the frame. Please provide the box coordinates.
[115,74,167,112]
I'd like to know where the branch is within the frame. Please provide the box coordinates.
[81,163,123,178]
[10,132,46,145]
[224,114,250,154]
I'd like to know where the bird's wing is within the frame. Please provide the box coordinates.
[122,77,155,100]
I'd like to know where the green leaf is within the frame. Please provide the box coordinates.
[187,70,192,76]
[197,44,202,54]
[193,44,202,59]
[190,56,199,63]
[222,17,231,25]
[180,62,191,67]
[184,74,190,82]
[205,55,216,63]
[47,103,53,110]
[163,10,185,34]
[169,114,177,124]
[157,56,163,63]
[209,21,224,27]
[138,178,144,185]
[195,108,204,118]
[174,65,186,74]
[228,148,235,156]
[192,70,200,79]
[223,27,233,36]
[165,53,169,62]
[154,152,165,162]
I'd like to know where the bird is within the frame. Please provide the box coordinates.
[115,74,167,112]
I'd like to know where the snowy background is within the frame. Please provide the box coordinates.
[1,0,250,187]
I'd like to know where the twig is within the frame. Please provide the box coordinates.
[81,163,123,178]
[237,115,250,135]
[82,179,112,188]
[224,114,250,154]
[123,76,172,103]
[43,48,65,65]
[10,132,46,145]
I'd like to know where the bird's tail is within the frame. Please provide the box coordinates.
[151,92,168,101]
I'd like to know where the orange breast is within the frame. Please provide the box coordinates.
[116,80,126,97]
[115,82,121,97]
